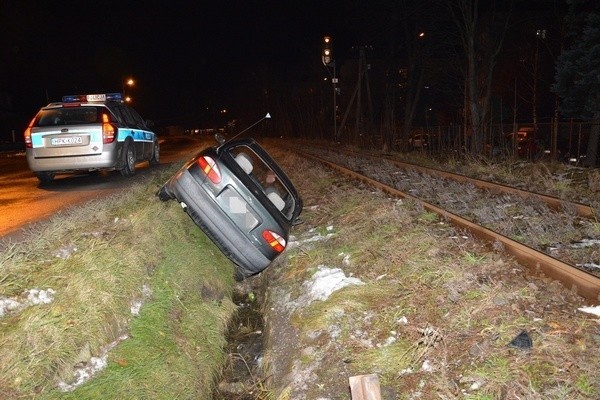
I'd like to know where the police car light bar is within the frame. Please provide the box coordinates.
[62,93,123,103]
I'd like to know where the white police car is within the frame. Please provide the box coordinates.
[24,93,159,184]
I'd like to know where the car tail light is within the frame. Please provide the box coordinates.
[197,156,221,184]
[262,230,286,253]
[23,117,35,148]
[102,113,116,144]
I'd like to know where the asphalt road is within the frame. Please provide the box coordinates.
[0,136,210,244]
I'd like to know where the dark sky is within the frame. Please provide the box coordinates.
[1,1,363,126]
[1,1,569,132]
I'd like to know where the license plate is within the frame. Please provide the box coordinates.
[51,136,83,146]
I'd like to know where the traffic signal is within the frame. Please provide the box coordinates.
[322,36,333,65]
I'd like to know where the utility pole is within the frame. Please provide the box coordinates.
[337,46,373,145]
[322,36,338,142]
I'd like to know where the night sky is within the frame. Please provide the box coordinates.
[1,1,365,127]
[1,1,570,135]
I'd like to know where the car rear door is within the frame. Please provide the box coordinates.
[29,106,104,158]
[114,104,154,159]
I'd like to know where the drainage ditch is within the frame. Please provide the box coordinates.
[213,285,266,399]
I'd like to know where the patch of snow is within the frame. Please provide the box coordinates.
[577,305,600,316]
[421,359,434,372]
[130,300,143,316]
[287,231,335,250]
[379,336,396,347]
[300,266,363,304]
[0,298,21,318]
[576,262,600,271]
[338,252,351,266]
[54,244,77,259]
[570,239,600,249]
[26,288,55,305]
[0,288,56,319]
[57,334,129,392]
[130,284,152,316]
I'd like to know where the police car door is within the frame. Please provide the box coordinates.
[126,106,153,160]
[114,105,145,160]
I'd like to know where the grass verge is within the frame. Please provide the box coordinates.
[0,168,237,399]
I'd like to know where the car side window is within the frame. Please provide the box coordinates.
[116,105,137,127]
[108,104,127,124]
[126,107,147,129]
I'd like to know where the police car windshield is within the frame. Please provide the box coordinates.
[36,107,100,127]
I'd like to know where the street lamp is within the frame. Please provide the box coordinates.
[322,36,338,142]
[122,77,135,101]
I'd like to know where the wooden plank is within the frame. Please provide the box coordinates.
[349,374,382,400]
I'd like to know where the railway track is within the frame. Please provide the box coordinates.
[290,145,600,304]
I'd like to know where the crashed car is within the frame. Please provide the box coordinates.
[157,137,302,279]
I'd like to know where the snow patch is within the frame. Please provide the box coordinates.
[578,305,600,316]
[299,266,363,305]
[57,334,129,392]
[0,288,56,318]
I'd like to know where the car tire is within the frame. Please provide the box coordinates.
[149,141,160,166]
[157,184,175,201]
[119,141,136,177]
[234,268,246,282]
[36,171,55,185]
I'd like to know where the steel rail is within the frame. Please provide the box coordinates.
[298,150,600,304]
[324,146,596,219]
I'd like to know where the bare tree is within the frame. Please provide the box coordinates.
[448,0,512,154]
[380,0,435,152]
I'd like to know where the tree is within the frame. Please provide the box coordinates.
[552,0,600,166]
[448,0,513,154]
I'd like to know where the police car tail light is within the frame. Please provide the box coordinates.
[24,117,35,148]
[101,113,116,144]
[262,230,286,253]
[197,156,221,184]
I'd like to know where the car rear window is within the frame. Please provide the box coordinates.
[229,146,296,220]
[36,106,101,127]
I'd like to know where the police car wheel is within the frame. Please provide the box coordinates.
[120,142,136,177]
[149,141,160,166]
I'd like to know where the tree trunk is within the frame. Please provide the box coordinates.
[584,113,599,167]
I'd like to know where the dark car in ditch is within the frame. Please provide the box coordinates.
[157,137,302,279]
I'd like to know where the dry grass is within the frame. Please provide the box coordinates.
[260,143,599,399]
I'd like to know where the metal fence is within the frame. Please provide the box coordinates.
[395,120,597,165]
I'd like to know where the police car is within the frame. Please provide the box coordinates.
[24,93,159,184]
[157,136,303,280]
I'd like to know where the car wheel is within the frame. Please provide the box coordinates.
[120,141,136,177]
[149,140,160,166]
[36,171,55,185]
[156,184,175,201]
[234,269,245,282]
